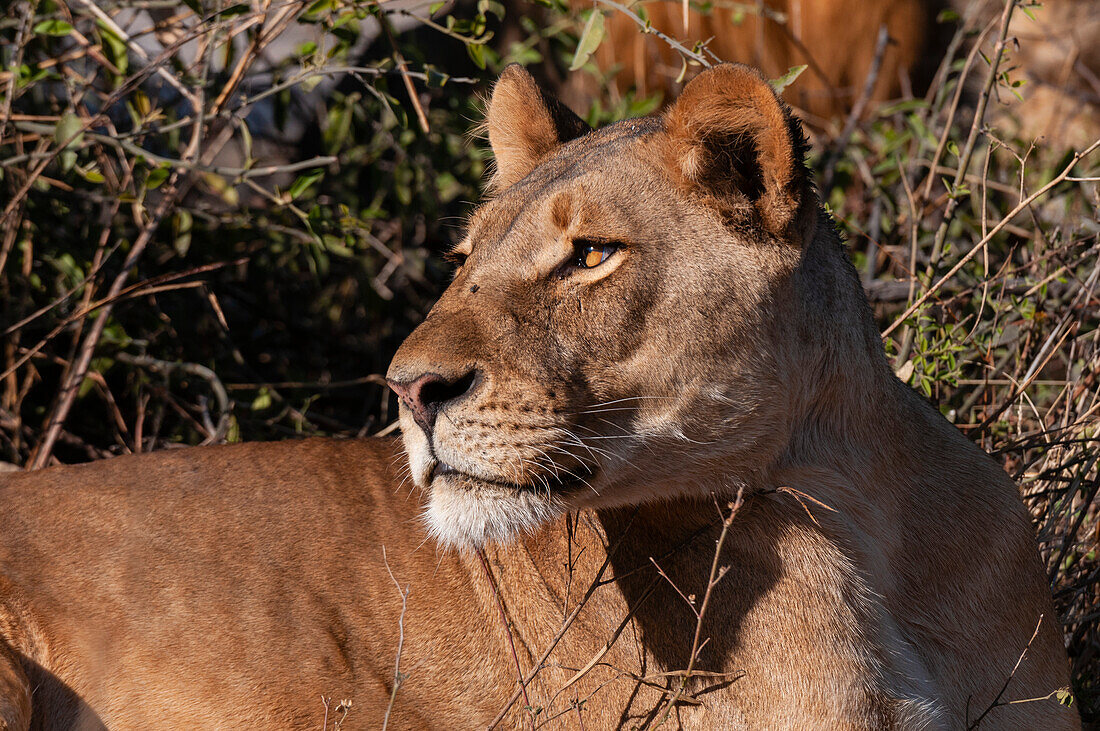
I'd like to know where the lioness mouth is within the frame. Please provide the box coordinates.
[431,461,594,493]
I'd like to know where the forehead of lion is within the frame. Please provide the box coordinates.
[461,118,670,260]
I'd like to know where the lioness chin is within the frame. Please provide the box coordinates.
[0,64,1078,730]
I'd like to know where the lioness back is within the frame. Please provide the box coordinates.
[0,439,509,729]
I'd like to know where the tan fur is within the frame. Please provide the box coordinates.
[0,65,1078,729]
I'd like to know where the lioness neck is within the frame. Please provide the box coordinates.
[468,224,1068,727]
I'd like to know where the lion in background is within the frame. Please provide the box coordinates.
[561,0,1100,146]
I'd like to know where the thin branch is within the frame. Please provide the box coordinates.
[923,0,1017,283]
[653,489,744,725]
[821,23,888,194]
[381,546,410,731]
[592,0,710,67]
[114,353,231,444]
[919,20,998,202]
[372,0,430,133]
[28,184,181,468]
[882,138,1100,337]
[478,548,535,730]
[543,576,660,705]
[486,510,643,730]
[10,121,336,179]
[967,614,1045,729]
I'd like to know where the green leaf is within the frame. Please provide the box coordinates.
[95,19,129,75]
[182,0,203,14]
[173,209,193,257]
[251,389,273,411]
[477,0,505,19]
[769,64,807,94]
[55,112,83,173]
[146,165,171,190]
[16,63,53,88]
[467,42,486,70]
[876,98,928,116]
[226,415,241,443]
[304,0,335,16]
[55,112,83,148]
[675,55,688,84]
[239,120,253,163]
[569,11,605,71]
[100,320,131,347]
[425,65,450,88]
[33,19,74,36]
[78,375,97,399]
[90,357,115,377]
[288,169,324,200]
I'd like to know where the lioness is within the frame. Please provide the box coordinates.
[0,64,1077,729]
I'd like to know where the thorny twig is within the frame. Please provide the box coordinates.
[653,489,744,726]
[966,614,1047,728]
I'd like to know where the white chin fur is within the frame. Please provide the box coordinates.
[424,482,567,550]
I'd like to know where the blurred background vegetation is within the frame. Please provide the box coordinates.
[1,0,1098,722]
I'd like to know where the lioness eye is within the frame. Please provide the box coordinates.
[444,249,468,268]
[573,241,618,269]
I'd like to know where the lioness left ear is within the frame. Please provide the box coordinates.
[665,64,813,240]
[485,64,590,192]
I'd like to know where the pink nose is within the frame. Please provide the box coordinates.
[387,371,476,437]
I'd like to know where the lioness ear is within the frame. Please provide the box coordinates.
[485,64,590,191]
[664,64,812,239]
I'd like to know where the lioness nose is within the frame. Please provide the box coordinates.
[387,371,477,437]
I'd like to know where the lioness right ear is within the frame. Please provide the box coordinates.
[485,64,590,192]
[665,64,813,240]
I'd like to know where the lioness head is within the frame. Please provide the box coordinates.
[387,64,885,548]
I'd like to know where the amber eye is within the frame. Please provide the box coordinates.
[573,241,619,269]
